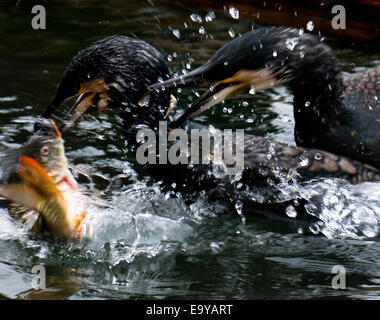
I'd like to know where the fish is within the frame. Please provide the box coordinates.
[0,119,87,239]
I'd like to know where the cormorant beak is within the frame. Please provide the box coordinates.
[37,93,92,133]
[37,78,110,133]
[62,92,96,131]
[168,69,280,128]
[57,79,109,132]
[48,119,62,139]
[61,78,110,131]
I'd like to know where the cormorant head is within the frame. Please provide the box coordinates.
[39,36,172,131]
[152,27,342,124]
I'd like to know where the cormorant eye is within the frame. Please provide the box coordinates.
[41,145,49,155]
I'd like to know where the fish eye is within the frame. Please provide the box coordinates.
[41,145,50,155]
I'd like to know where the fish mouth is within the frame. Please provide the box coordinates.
[0,156,86,238]
[56,169,79,191]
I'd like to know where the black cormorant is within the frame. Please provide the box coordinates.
[37,35,380,189]
[148,27,380,169]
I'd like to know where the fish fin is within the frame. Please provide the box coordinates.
[73,210,86,238]
[0,184,44,212]
[17,156,58,197]
[20,209,44,233]
[1,157,72,237]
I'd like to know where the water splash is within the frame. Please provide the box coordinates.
[172,29,181,39]
[205,11,216,22]
[285,37,299,51]
[306,21,314,31]
[228,6,239,20]
[273,178,380,239]
[190,13,202,23]
[228,28,236,38]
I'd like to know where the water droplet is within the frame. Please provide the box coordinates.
[167,55,173,62]
[242,101,249,107]
[309,222,321,234]
[190,13,202,23]
[300,51,305,59]
[285,37,298,51]
[249,85,256,95]
[305,203,318,215]
[223,61,229,66]
[228,28,236,38]
[229,6,239,19]
[329,195,339,204]
[246,118,254,124]
[314,153,323,161]
[0,96,17,102]
[299,28,304,35]
[273,50,278,57]
[171,182,177,189]
[299,155,309,167]
[172,29,181,39]
[227,107,233,114]
[304,101,310,107]
[306,21,314,31]
[286,205,298,218]
[199,26,205,34]
[186,63,191,69]
[205,11,216,22]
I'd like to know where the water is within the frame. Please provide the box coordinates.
[1,0,380,299]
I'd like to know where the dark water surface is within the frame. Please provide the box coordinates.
[1,0,380,299]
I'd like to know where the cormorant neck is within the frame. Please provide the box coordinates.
[291,72,344,147]
[273,35,345,148]
[119,89,171,145]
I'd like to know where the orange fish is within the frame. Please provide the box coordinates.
[0,120,86,238]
